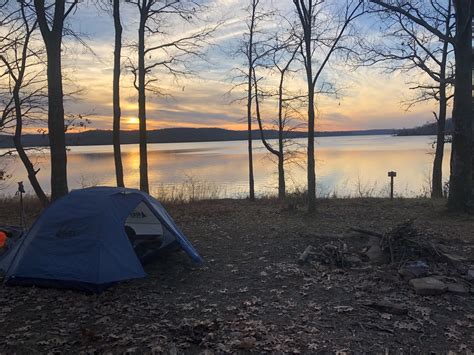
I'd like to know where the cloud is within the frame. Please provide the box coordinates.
[18,0,441,133]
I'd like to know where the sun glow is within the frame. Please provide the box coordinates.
[127,117,140,126]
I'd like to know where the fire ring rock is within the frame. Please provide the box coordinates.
[409,277,448,296]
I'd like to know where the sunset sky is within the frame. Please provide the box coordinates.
[59,0,441,133]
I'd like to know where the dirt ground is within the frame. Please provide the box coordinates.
[0,197,473,353]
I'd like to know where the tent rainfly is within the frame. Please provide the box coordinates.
[0,187,203,293]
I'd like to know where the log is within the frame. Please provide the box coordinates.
[298,246,313,265]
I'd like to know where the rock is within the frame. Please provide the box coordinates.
[466,269,474,281]
[365,245,388,264]
[229,331,243,338]
[238,337,256,349]
[364,301,408,315]
[344,255,362,266]
[368,236,380,247]
[399,261,429,280]
[446,282,470,295]
[409,277,448,296]
[438,251,467,272]
[432,276,471,294]
[298,246,313,265]
[351,265,373,273]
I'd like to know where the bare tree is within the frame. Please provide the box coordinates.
[0,3,19,135]
[245,0,258,201]
[128,0,215,193]
[0,0,49,206]
[361,0,455,198]
[238,0,272,201]
[293,0,364,212]
[252,32,302,200]
[33,0,78,201]
[112,0,124,187]
[93,0,124,187]
[369,0,473,211]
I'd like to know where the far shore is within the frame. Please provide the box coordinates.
[0,127,400,149]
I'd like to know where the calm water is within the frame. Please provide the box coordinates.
[0,135,451,199]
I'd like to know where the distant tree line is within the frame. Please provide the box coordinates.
[397,119,454,137]
[0,127,398,149]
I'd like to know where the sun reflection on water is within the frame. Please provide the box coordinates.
[0,135,450,199]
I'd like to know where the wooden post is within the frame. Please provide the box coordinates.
[388,171,397,200]
[17,181,25,229]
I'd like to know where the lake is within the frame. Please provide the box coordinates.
[0,135,450,199]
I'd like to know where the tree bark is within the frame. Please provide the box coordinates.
[447,0,473,211]
[46,40,68,200]
[277,74,286,200]
[471,12,474,198]
[138,8,149,193]
[252,66,285,200]
[430,1,452,199]
[295,0,317,213]
[307,82,316,213]
[13,94,49,208]
[431,31,450,198]
[253,71,279,157]
[303,21,316,213]
[34,0,69,201]
[431,89,447,198]
[246,0,257,202]
[113,0,124,188]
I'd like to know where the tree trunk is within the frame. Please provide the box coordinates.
[447,1,473,211]
[247,87,255,201]
[247,1,256,202]
[45,37,68,200]
[304,24,316,213]
[138,14,149,193]
[277,74,286,200]
[12,41,49,206]
[431,4,451,199]
[431,91,447,198]
[253,67,283,201]
[13,92,49,208]
[34,0,69,201]
[113,0,124,188]
[307,83,316,212]
[471,12,474,197]
[299,6,317,213]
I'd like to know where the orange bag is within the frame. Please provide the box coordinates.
[0,231,7,248]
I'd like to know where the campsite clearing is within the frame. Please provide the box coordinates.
[0,197,473,353]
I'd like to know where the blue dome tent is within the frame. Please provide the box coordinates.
[0,187,203,293]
